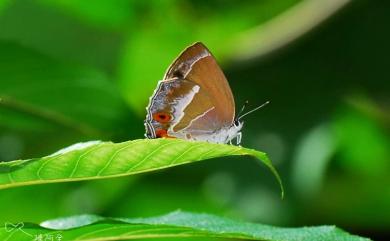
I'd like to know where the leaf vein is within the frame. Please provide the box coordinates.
[120,227,194,236]
[69,144,103,178]
[96,140,142,176]
[36,156,58,180]
[169,142,207,166]
[127,141,176,172]
[196,145,222,160]
[74,225,131,240]
[7,172,14,184]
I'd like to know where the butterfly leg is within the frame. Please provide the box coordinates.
[236,132,242,146]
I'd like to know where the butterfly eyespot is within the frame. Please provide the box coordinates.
[155,129,168,138]
[153,112,172,123]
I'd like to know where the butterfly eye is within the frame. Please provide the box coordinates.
[153,112,172,123]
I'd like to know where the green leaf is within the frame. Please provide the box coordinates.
[0,211,370,241]
[0,1,123,72]
[37,0,135,30]
[0,139,283,196]
[0,0,10,13]
[0,41,130,135]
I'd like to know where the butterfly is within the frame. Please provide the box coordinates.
[144,42,263,145]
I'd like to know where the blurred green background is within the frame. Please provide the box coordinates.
[0,0,389,240]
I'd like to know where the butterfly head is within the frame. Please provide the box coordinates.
[233,118,243,129]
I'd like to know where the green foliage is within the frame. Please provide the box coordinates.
[37,0,134,29]
[333,106,390,176]
[0,139,282,195]
[1,211,369,241]
[0,0,387,240]
[0,42,129,135]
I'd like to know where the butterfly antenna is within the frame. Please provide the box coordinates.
[237,100,249,118]
[238,101,270,120]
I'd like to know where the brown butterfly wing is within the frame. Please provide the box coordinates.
[145,77,207,138]
[164,42,235,129]
[145,42,235,140]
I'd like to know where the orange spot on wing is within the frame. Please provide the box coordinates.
[155,129,176,139]
[153,112,172,123]
[155,129,167,138]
